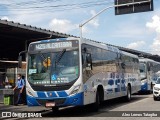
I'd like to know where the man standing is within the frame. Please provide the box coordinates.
[13,74,25,105]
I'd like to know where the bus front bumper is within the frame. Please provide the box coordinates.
[26,92,84,107]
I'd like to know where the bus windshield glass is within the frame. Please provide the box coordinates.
[139,62,147,80]
[27,41,79,85]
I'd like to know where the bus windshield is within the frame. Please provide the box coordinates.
[28,49,79,85]
[139,62,147,80]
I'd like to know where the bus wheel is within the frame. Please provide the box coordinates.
[125,85,131,102]
[52,107,59,113]
[93,91,100,112]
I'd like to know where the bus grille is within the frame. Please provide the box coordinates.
[37,98,66,106]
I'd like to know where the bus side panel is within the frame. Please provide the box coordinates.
[141,81,148,91]
[83,72,103,105]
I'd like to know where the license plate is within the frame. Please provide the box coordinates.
[46,102,55,107]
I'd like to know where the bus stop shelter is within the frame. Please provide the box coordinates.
[0,19,75,61]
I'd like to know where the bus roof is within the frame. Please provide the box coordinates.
[29,37,120,53]
[30,37,77,44]
[121,51,138,59]
[81,38,120,53]
[139,58,160,64]
[29,37,138,58]
[81,38,138,58]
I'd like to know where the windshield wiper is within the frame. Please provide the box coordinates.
[54,49,66,75]
[55,49,66,64]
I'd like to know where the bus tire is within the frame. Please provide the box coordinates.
[93,91,100,112]
[125,85,131,102]
[52,107,59,113]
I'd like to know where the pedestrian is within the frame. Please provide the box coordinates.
[13,74,25,105]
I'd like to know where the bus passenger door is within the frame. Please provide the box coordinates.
[82,52,94,105]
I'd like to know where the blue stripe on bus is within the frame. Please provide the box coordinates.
[27,95,40,106]
[46,92,57,97]
[37,92,47,98]
[37,91,68,98]
[141,82,148,91]
[57,91,68,97]
[26,92,83,107]
[62,92,83,106]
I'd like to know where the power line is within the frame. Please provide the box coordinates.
[1,0,62,6]
[1,0,112,9]
[0,1,114,16]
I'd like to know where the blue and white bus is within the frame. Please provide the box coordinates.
[139,58,160,92]
[19,37,141,111]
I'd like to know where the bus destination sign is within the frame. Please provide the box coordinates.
[28,40,79,52]
[35,41,72,50]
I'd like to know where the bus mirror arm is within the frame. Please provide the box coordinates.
[18,56,22,68]
[18,50,27,68]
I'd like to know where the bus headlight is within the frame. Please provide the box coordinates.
[69,85,81,96]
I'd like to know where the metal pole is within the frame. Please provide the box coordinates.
[79,0,151,38]
[79,25,82,39]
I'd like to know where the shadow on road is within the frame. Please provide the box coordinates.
[42,94,150,117]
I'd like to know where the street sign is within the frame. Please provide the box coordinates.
[115,0,153,15]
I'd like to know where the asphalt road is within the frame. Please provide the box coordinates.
[40,93,160,117]
[1,93,160,120]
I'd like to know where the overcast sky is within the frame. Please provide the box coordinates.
[0,0,160,55]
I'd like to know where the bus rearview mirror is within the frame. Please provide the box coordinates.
[86,54,92,64]
[86,54,92,70]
